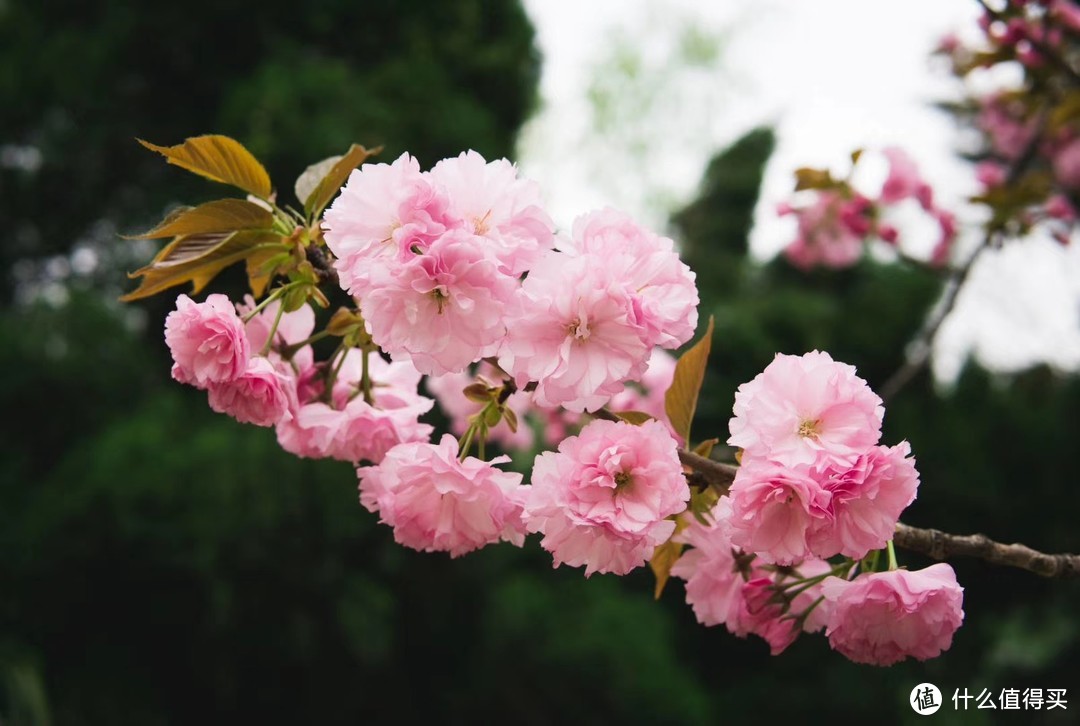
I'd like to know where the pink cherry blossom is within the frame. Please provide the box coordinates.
[207,356,294,427]
[931,209,958,267]
[1051,0,1080,33]
[357,434,528,557]
[807,442,920,560]
[1045,194,1076,222]
[165,293,249,388]
[563,208,699,349]
[782,191,867,270]
[323,152,454,299]
[428,150,555,276]
[672,514,833,653]
[500,251,650,412]
[361,229,517,376]
[607,348,680,441]
[719,459,831,565]
[525,419,688,576]
[1053,137,1080,190]
[238,296,314,354]
[235,295,317,373]
[880,147,931,208]
[728,351,884,470]
[822,564,965,666]
[978,95,1037,161]
[275,352,434,463]
[975,161,1007,190]
[670,515,748,628]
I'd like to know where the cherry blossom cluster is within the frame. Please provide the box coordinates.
[323,151,699,411]
[165,293,435,462]
[779,148,958,270]
[157,147,969,668]
[938,0,1080,243]
[670,352,964,664]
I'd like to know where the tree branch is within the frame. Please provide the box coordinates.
[673,453,1080,578]
[894,522,1080,578]
[878,241,987,402]
[677,449,737,489]
[878,105,1048,403]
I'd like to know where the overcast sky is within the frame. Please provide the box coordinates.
[518,0,1080,383]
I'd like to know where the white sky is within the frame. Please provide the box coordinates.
[518,0,1080,382]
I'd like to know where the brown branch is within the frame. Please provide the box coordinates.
[672,453,1080,578]
[677,449,737,490]
[878,241,987,402]
[878,106,1048,403]
[894,522,1080,578]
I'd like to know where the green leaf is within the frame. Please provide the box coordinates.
[649,517,689,600]
[127,198,274,239]
[793,167,837,192]
[138,135,273,199]
[120,230,286,301]
[294,155,341,210]
[612,410,654,425]
[463,383,494,404]
[326,307,364,337]
[502,406,519,434]
[692,438,719,459]
[483,404,502,428]
[301,143,381,218]
[664,316,714,447]
[244,246,285,298]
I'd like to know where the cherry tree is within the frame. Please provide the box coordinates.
[120,0,1080,668]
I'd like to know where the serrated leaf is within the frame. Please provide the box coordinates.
[664,316,714,448]
[613,410,654,425]
[120,230,285,301]
[693,438,719,459]
[128,199,274,239]
[302,143,381,218]
[138,135,272,199]
[244,246,284,298]
[295,155,342,209]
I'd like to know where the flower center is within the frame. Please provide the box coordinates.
[797,418,820,438]
[613,471,633,490]
[431,286,450,314]
[567,318,591,342]
[472,209,493,236]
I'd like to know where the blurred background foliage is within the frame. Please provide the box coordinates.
[1,1,1078,724]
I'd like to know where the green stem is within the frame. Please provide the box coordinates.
[322,342,348,404]
[259,301,286,357]
[887,540,899,571]
[282,329,334,359]
[360,348,373,405]
[241,287,283,323]
[458,425,477,462]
